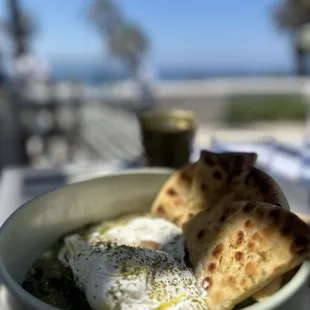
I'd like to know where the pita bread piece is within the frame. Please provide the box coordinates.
[232,167,290,301]
[151,163,197,226]
[152,151,259,226]
[193,150,288,209]
[191,152,290,302]
[188,150,289,301]
[238,168,291,301]
[183,201,310,310]
[239,167,289,209]
[190,151,257,212]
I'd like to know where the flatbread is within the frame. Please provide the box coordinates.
[151,151,258,226]
[238,167,289,209]
[190,151,258,212]
[151,150,298,303]
[190,151,290,302]
[234,167,290,301]
[151,163,197,226]
[183,201,310,310]
[151,149,288,227]
[239,168,290,301]
[191,151,288,212]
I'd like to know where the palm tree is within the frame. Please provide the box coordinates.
[88,0,150,79]
[6,0,37,58]
[108,22,149,79]
[274,0,310,75]
[88,0,123,40]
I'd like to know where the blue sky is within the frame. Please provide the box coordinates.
[1,0,293,70]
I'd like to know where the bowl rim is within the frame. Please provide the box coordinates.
[0,167,309,310]
[0,168,173,310]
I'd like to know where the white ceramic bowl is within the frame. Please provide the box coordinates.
[0,169,309,310]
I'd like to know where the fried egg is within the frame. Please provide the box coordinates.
[64,240,206,310]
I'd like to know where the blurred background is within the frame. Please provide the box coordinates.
[2,0,310,212]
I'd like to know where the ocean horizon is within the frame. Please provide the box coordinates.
[52,65,295,85]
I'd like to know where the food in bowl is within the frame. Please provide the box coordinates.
[23,150,310,310]
[24,214,207,310]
